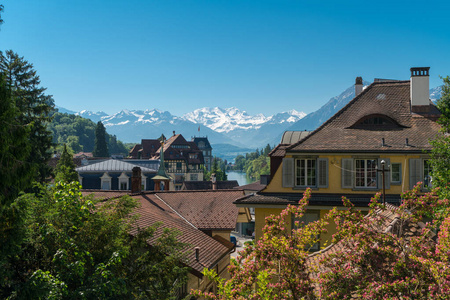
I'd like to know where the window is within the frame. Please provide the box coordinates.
[391,163,401,184]
[190,174,198,181]
[282,157,328,188]
[176,162,182,169]
[100,173,112,190]
[118,172,129,190]
[342,158,390,190]
[296,159,316,186]
[409,158,432,190]
[355,159,377,188]
[423,159,432,189]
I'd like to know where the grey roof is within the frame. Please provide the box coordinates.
[281,131,311,144]
[76,159,157,173]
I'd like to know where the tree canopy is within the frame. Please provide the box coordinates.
[55,144,79,184]
[0,50,55,182]
[93,121,109,157]
[193,186,450,299]
[1,182,190,299]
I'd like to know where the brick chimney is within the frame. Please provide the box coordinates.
[131,167,142,193]
[410,67,430,113]
[211,173,217,190]
[355,76,363,97]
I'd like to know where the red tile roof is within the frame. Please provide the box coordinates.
[128,194,232,275]
[154,190,245,230]
[288,81,441,153]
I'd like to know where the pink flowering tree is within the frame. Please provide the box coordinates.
[191,185,450,299]
[317,184,450,299]
[192,189,326,299]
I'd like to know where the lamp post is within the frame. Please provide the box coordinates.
[377,160,389,206]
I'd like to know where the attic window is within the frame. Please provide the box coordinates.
[349,114,403,130]
[360,117,392,125]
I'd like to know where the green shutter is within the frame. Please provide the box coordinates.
[317,158,328,188]
[341,158,353,189]
[282,158,294,188]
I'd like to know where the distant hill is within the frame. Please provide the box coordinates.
[211,143,255,163]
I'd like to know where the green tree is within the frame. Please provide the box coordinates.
[93,121,109,157]
[430,76,450,201]
[55,144,78,183]
[0,50,55,182]
[1,182,189,299]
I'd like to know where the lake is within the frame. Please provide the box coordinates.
[226,171,255,186]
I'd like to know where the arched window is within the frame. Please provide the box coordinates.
[349,114,403,129]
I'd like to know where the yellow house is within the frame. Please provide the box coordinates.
[234,67,441,249]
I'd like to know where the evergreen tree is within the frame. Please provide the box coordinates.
[55,144,78,183]
[0,50,55,182]
[93,121,109,157]
[0,74,32,205]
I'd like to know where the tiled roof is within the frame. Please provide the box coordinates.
[154,190,245,230]
[269,144,291,157]
[288,81,441,153]
[234,180,266,192]
[182,181,239,190]
[128,194,231,276]
[234,192,401,207]
[81,190,130,200]
[76,159,157,173]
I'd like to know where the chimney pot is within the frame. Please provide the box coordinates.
[405,138,409,146]
[131,167,142,193]
[355,77,363,97]
[381,138,385,147]
[195,247,200,261]
[410,67,430,110]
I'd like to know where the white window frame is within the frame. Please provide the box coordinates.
[100,172,112,190]
[390,163,402,184]
[118,172,129,190]
[354,159,378,188]
[283,157,328,189]
[295,158,317,187]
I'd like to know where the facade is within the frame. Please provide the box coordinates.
[192,136,213,171]
[76,159,158,191]
[128,133,206,190]
[234,67,441,249]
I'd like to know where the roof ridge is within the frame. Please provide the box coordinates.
[286,82,378,151]
[153,193,199,230]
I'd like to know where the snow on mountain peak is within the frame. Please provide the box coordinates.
[181,107,304,132]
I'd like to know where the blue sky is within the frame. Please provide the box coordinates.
[1,0,449,116]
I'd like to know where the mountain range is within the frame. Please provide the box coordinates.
[56,83,442,159]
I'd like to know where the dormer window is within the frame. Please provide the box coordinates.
[349,114,404,130]
[360,117,391,125]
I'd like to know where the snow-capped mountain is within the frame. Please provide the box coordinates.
[182,107,304,133]
[58,84,441,149]
[76,110,108,123]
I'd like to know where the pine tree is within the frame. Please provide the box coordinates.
[0,50,55,183]
[0,74,32,205]
[93,121,109,157]
[55,144,78,183]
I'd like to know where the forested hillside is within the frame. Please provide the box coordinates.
[49,112,131,155]
[232,144,272,180]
